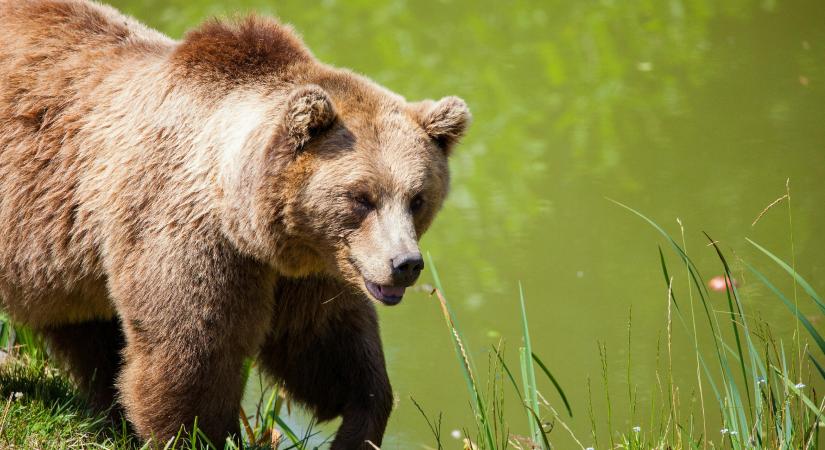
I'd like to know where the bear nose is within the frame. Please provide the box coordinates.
[391,252,424,286]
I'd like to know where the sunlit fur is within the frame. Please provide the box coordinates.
[0,0,470,448]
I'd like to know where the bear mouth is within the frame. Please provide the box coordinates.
[364,279,406,306]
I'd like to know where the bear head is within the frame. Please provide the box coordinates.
[272,76,470,305]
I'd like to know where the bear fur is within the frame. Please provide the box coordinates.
[0,0,471,448]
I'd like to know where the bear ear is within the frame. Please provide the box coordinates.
[283,84,337,150]
[411,96,472,154]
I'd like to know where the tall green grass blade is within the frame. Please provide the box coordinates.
[492,346,523,402]
[428,255,477,400]
[531,352,573,417]
[427,253,496,450]
[194,426,216,449]
[705,234,755,419]
[272,412,302,445]
[518,283,545,448]
[658,246,679,310]
[747,238,825,314]
[410,397,444,450]
[496,344,558,448]
[779,345,795,447]
[746,262,825,357]
[0,312,9,351]
[519,348,538,445]
[771,365,825,424]
[525,402,552,450]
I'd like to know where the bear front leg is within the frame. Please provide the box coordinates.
[109,243,275,446]
[259,276,393,450]
[118,333,246,445]
[41,319,126,413]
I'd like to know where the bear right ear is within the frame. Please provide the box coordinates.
[282,85,337,150]
[410,96,472,155]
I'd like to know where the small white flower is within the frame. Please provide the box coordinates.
[721,428,729,434]
[756,376,766,384]
[13,392,22,400]
[632,426,641,433]
[730,431,738,436]
[450,429,461,439]
[795,382,806,389]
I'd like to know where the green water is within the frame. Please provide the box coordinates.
[108,0,825,447]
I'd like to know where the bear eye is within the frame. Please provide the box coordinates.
[350,193,375,215]
[410,194,425,213]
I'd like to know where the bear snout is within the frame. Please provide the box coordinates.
[390,251,424,287]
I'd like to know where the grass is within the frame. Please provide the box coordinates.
[420,255,574,450]
[413,192,823,449]
[0,356,134,448]
[0,356,316,450]
[0,318,318,450]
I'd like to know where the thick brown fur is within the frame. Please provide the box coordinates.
[0,1,470,448]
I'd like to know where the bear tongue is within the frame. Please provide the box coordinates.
[380,285,406,297]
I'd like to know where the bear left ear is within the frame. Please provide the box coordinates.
[283,84,337,150]
[411,96,472,154]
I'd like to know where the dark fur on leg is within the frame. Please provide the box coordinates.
[40,319,126,414]
[260,276,393,450]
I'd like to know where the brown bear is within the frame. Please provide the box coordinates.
[0,1,471,448]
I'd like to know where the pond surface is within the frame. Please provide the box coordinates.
[108,0,825,447]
